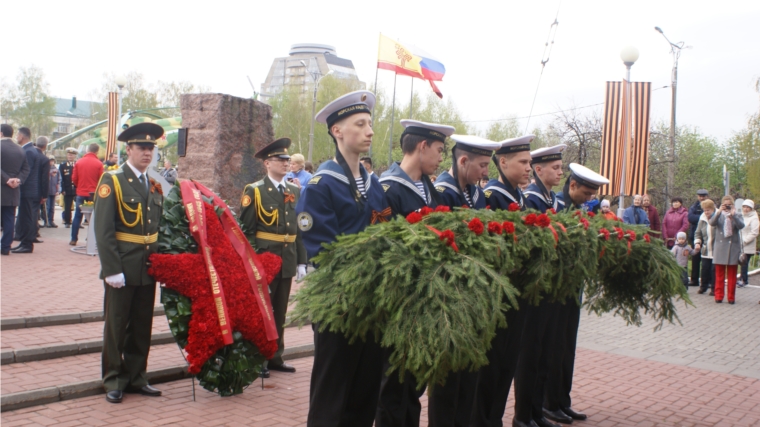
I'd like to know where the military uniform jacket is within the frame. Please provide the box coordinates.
[524,182,564,214]
[434,171,486,209]
[484,178,526,211]
[379,162,440,217]
[93,165,163,286]
[556,191,582,213]
[239,176,306,278]
[296,160,390,260]
[59,161,76,195]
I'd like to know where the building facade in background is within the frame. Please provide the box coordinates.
[52,97,102,140]
[259,43,365,102]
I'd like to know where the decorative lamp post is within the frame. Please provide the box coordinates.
[617,46,639,218]
[114,75,127,161]
[301,59,332,163]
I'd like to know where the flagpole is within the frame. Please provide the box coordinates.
[388,73,398,167]
[371,33,381,156]
[409,78,414,119]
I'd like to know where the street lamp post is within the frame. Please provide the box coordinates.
[114,75,127,161]
[301,59,332,163]
[617,46,639,219]
[654,27,686,202]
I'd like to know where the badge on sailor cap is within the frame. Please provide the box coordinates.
[118,122,164,146]
[316,90,376,128]
[255,137,292,160]
[65,147,78,154]
[531,144,567,164]
[495,135,534,155]
[568,163,609,190]
[400,119,455,143]
[450,134,501,156]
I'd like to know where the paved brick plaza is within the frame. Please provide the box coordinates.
[2,216,759,426]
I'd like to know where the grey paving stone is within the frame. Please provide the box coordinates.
[25,313,81,328]
[283,343,315,360]
[0,386,59,412]
[58,379,102,401]
[15,343,79,363]
[647,354,693,366]
[0,351,15,365]
[0,317,26,330]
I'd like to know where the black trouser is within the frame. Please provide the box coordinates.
[1,205,17,252]
[102,282,157,392]
[62,194,75,224]
[740,254,753,284]
[470,307,527,427]
[14,198,37,247]
[265,274,292,368]
[690,251,702,285]
[513,300,561,423]
[699,258,715,292]
[307,326,383,427]
[429,370,478,427]
[545,299,581,411]
[375,346,425,427]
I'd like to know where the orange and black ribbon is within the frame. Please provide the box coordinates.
[371,207,392,224]
[283,192,296,204]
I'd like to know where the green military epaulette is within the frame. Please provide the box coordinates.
[108,168,124,175]
[308,176,322,185]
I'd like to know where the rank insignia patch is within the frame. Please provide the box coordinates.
[484,190,492,198]
[98,184,111,198]
[298,212,313,231]
[382,184,390,192]
[241,195,252,207]
[435,186,445,193]
[308,176,322,185]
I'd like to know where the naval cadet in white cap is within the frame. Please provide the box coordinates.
[483,135,534,211]
[295,90,392,427]
[433,135,500,210]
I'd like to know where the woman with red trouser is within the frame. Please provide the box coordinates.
[708,195,745,304]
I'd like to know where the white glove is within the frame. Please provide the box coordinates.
[296,264,307,281]
[105,273,126,288]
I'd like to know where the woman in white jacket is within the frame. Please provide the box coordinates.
[738,199,759,287]
[694,199,716,295]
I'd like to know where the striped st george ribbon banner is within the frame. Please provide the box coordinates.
[105,92,119,157]
[599,81,652,197]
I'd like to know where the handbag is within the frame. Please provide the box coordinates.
[738,228,748,264]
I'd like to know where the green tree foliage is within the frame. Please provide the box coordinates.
[0,65,57,136]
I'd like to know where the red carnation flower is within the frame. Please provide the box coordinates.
[599,228,611,241]
[461,205,470,209]
[508,202,520,212]
[420,206,434,216]
[440,230,456,247]
[536,213,551,228]
[587,211,596,218]
[644,234,651,243]
[573,210,582,217]
[468,217,485,235]
[614,227,624,240]
[406,212,423,224]
[580,218,590,230]
[626,230,636,241]
[434,205,451,213]
[549,208,557,215]
[523,213,537,226]
[487,221,503,235]
[503,221,516,234]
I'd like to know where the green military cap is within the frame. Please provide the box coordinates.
[255,137,292,160]
[118,122,164,146]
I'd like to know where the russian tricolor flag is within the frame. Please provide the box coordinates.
[417,54,445,98]
[377,34,446,98]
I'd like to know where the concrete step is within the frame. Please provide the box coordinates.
[0,306,165,331]
[0,326,315,412]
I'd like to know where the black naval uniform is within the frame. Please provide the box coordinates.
[375,162,442,427]
[59,159,76,225]
[427,171,486,427]
[471,178,528,427]
[544,189,583,415]
[512,183,566,425]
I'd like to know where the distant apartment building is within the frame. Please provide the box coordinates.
[52,97,102,140]
[259,43,365,102]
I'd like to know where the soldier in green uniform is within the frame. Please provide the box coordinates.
[94,122,164,404]
[240,137,307,378]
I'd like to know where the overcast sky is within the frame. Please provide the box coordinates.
[4,0,758,141]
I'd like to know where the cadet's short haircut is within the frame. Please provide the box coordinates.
[1,124,13,137]
[18,127,31,138]
[88,143,100,153]
[453,148,481,162]
[400,134,443,154]
[496,152,519,162]
[360,156,372,167]
[35,136,49,148]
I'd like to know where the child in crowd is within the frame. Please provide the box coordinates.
[671,231,697,289]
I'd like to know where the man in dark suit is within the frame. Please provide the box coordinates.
[1,124,30,255]
[13,127,46,253]
[59,147,77,227]
[240,137,306,378]
[34,137,51,232]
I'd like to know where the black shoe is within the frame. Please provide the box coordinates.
[715,300,722,303]
[260,367,270,378]
[11,246,32,253]
[1,250,9,255]
[48,222,58,228]
[561,407,587,421]
[543,408,573,424]
[269,363,296,373]
[10,244,21,250]
[65,224,71,228]
[512,419,539,427]
[728,301,735,305]
[709,291,714,296]
[32,238,43,243]
[697,289,705,294]
[105,390,123,403]
[534,417,561,427]
[126,385,162,396]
